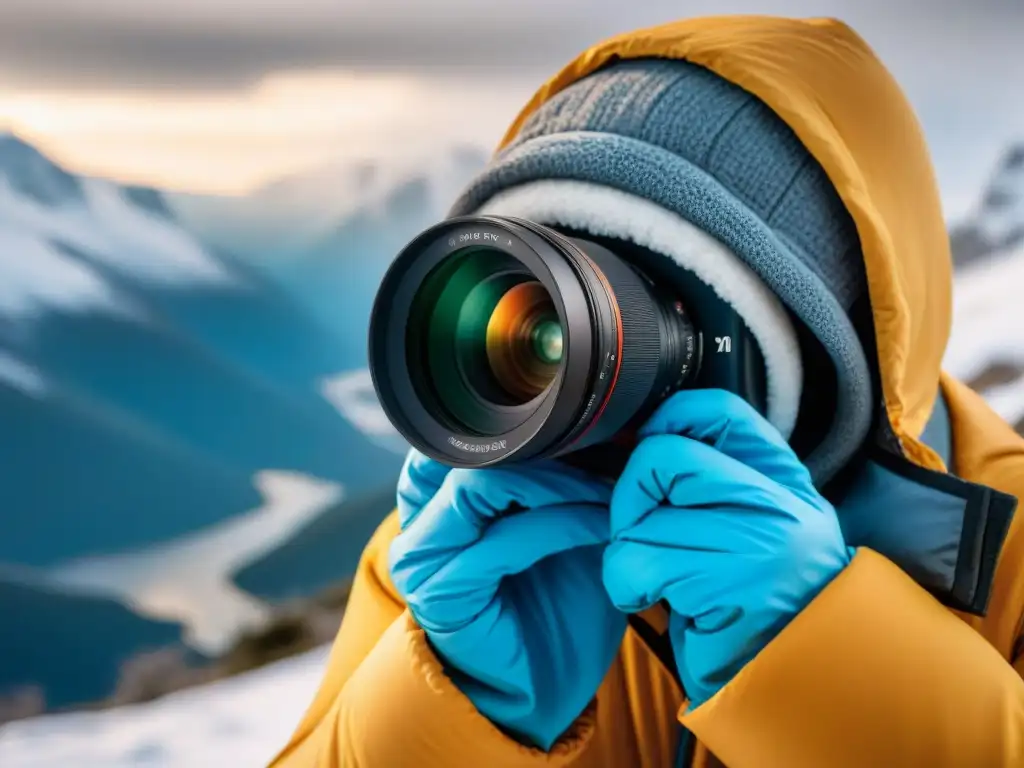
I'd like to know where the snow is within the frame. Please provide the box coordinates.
[945,243,1024,377]
[975,150,1024,245]
[0,227,130,321]
[0,351,47,397]
[47,471,343,655]
[0,644,330,768]
[944,241,1024,426]
[320,369,409,455]
[80,179,233,286]
[0,159,234,325]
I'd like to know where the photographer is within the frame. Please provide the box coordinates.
[271,15,1024,768]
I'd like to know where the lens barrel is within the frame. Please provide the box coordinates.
[368,215,700,467]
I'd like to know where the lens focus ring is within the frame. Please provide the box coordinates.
[557,235,696,452]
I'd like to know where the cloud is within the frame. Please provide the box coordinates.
[0,0,1021,91]
[0,72,533,194]
[0,1,619,90]
[0,0,1019,207]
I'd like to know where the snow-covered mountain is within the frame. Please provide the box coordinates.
[170,145,487,258]
[0,134,407,716]
[0,132,403,565]
[949,143,1024,268]
[169,145,488,354]
[0,136,479,734]
[944,142,1024,432]
[944,241,1024,432]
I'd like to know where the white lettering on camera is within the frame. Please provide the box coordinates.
[448,436,508,453]
[458,232,501,243]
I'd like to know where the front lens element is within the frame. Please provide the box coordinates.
[486,281,562,402]
[408,246,563,434]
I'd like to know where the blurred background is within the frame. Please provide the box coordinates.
[0,1,1020,766]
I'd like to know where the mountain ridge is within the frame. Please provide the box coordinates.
[949,141,1024,267]
[0,133,405,567]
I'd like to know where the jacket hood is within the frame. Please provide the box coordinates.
[495,16,952,472]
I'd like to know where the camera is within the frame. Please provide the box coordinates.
[368,215,767,469]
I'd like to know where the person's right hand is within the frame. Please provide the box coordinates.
[388,449,627,751]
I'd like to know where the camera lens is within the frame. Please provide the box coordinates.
[369,215,700,468]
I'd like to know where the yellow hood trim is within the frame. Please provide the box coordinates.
[498,16,951,471]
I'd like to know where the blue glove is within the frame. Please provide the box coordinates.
[602,389,853,708]
[388,450,627,750]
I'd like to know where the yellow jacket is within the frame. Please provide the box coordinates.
[270,16,1024,767]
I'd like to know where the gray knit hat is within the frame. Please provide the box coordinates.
[450,58,873,485]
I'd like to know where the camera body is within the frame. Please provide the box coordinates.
[369,215,766,470]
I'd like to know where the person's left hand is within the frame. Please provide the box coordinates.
[602,389,854,708]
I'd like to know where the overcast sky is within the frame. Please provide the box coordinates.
[0,0,1020,214]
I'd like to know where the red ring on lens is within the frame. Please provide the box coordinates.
[568,253,623,446]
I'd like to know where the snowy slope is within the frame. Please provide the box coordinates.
[319,369,406,454]
[949,143,1024,268]
[944,241,1024,428]
[945,141,1024,431]
[0,132,229,326]
[0,646,330,768]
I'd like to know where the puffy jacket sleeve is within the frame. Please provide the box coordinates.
[268,511,597,768]
[679,547,1024,767]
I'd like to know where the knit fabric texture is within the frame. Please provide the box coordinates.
[450,58,874,484]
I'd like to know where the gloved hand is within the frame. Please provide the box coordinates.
[388,449,627,750]
[603,389,853,708]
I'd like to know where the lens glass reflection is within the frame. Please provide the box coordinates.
[484,281,563,401]
[408,247,563,433]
